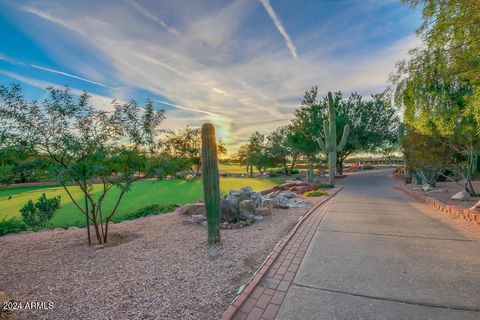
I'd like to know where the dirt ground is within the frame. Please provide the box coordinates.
[404,180,480,209]
[0,199,323,320]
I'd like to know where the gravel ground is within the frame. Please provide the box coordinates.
[0,204,312,320]
[404,181,480,208]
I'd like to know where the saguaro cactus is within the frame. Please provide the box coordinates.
[201,123,221,245]
[316,92,349,184]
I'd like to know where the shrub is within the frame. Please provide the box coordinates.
[112,204,178,222]
[0,217,26,236]
[362,165,374,170]
[0,165,14,185]
[20,193,61,231]
[304,189,329,197]
[268,171,279,177]
[290,169,300,174]
[317,182,335,188]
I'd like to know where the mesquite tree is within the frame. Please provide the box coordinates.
[0,85,165,244]
[201,123,221,245]
[314,92,349,184]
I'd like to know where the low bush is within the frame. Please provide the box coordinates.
[20,193,61,231]
[0,217,26,236]
[112,204,178,222]
[304,189,329,197]
[317,182,334,188]
[290,169,300,174]
[362,165,374,170]
[268,171,279,177]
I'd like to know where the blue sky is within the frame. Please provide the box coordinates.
[0,0,420,149]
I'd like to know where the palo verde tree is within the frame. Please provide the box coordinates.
[0,85,165,244]
[160,126,226,176]
[266,126,302,176]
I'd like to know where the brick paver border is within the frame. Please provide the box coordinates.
[222,187,343,320]
[395,185,480,240]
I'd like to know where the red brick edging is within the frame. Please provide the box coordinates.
[395,185,480,239]
[222,187,343,320]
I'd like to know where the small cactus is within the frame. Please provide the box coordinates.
[315,92,349,184]
[201,123,221,245]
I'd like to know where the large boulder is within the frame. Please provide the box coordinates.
[229,190,242,197]
[221,198,239,222]
[192,215,206,224]
[177,203,205,216]
[256,207,272,216]
[451,191,472,201]
[240,186,254,201]
[261,198,278,209]
[279,191,296,199]
[239,199,255,219]
[276,196,290,209]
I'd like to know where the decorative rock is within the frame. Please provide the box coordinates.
[422,183,433,192]
[95,244,105,250]
[254,215,264,221]
[451,191,472,201]
[178,203,205,216]
[229,190,242,197]
[68,227,79,230]
[192,215,206,224]
[261,198,278,209]
[201,221,208,227]
[276,196,290,209]
[256,207,272,216]
[221,198,239,222]
[279,191,296,199]
[475,200,480,209]
[239,200,255,219]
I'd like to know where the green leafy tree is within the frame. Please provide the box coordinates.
[160,126,226,175]
[392,0,480,194]
[1,85,165,244]
[20,193,61,230]
[266,126,302,175]
[293,88,398,174]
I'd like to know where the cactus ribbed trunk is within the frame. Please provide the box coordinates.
[314,92,349,185]
[328,151,336,184]
[201,123,221,245]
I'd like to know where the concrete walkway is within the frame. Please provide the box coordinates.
[277,169,480,320]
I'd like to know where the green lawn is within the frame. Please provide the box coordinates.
[218,163,249,174]
[0,178,277,228]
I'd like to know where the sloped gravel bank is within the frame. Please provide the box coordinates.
[0,205,310,320]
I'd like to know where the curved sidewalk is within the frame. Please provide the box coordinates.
[277,170,480,320]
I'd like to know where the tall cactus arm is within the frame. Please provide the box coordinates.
[337,124,350,152]
[316,137,326,152]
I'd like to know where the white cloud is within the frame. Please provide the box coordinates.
[12,0,418,150]
[259,0,298,59]
[30,64,114,89]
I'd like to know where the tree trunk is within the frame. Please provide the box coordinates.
[337,156,344,175]
[283,158,289,176]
